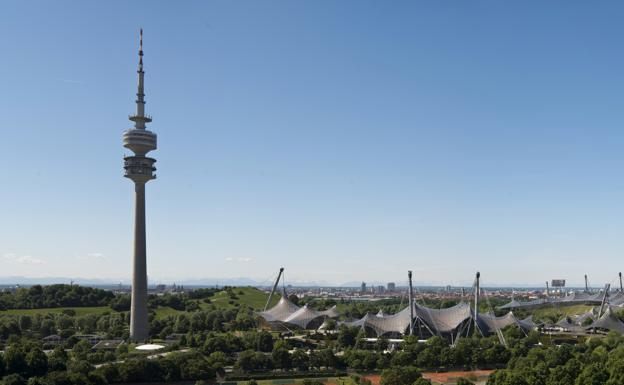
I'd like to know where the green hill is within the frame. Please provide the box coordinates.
[0,287,281,319]
[152,287,280,319]
[207,286,280,310]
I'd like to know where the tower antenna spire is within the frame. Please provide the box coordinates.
[139,28,143,68]
[131,28,151,130]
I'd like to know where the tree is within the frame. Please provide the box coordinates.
[0,353,5,377]
[288,294,300,306]
[2,374,26,385]
[380,366,422,385]
[337,325,359,348]
[18,316,32,332]
[207,351,227,371]
[272,346,292,370]
[4,345,27,376]
[39,319,56,337]
[324,319,337,331]
[291,349,309,371]
[180,358,215,380]
[319,348,338,369]
[25,347,48,377]
[255,331,274,352]
[47,347,68,371]
[237,350,258,372]
[391,351,414,367]
[574,363,608,385]
[72,339,92,361]
[456,378,475,385]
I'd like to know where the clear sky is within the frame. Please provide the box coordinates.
[1,1,624,287]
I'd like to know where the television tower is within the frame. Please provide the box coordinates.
[123,29,157,341]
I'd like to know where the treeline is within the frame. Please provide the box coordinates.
[0,285,114,310]
[0,285,226,312]
[0,311,128,340]
[150,306,257,339]
[0,304,258,342]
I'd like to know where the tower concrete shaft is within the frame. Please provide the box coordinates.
[130,182,148,340]
[124,29,157,341]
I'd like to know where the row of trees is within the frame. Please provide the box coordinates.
[0,286,114,310]
[0,312,128,340]
[0,301,259,343]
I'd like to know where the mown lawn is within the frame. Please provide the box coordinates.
[232,377,356,385]
[153,306,183,319]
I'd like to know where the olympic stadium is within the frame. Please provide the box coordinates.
[256,268,624,344]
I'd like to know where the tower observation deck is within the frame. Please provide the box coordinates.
[124,29,157,341]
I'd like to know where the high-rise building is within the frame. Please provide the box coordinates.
[361,282,366,293]
[387,282,396,291]
[123,29,157,341]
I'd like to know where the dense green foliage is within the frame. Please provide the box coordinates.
[4,284,624,385]
[0,286,114,310]
[487,332,624,385]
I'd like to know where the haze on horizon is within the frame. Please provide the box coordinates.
[1,1,624,288]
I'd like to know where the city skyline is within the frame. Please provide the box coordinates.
[2,1,624,286]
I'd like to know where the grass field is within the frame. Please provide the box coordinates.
[532,304,594,322]
[207,287,279,310]
[0,306,112,316]
[230,377,356,385]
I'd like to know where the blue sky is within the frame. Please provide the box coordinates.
[1,1,624,287]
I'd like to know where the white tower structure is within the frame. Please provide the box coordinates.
[123,29,157,341]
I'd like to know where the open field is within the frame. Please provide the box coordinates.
[422,370,493,385]
[226,377,356,385]
[359,371,492,385]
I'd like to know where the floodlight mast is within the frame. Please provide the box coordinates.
[599,283,611,318]
[264,267,284,311]
[408,270,414,335]
[474,271,480,333]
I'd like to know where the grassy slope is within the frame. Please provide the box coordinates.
[531,304,594,322]
[152,287,279,319]
[0,287,277,319]
[207,287,279,310]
